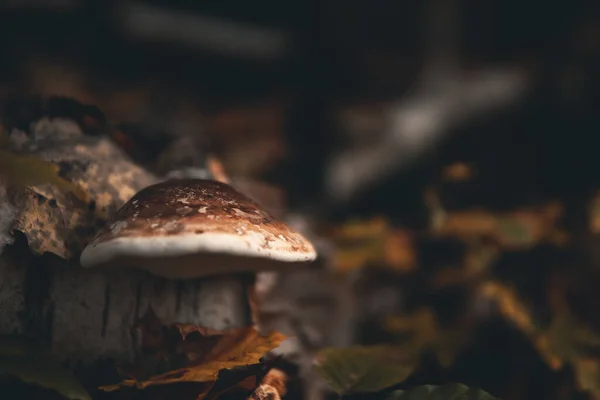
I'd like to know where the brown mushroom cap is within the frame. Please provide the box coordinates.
[79,179,317,279]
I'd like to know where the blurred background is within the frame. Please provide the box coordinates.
[2,0,600,399]
[4,0,598,214]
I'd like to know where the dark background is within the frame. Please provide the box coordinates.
[2,1,600,399]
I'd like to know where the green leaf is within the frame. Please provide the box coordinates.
[0,337,91,400]
[386,383,499,400]
[313,345,416,395]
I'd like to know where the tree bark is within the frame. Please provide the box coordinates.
[0,237,250,366]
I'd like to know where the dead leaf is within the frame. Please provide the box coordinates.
[0,150,89,203]
[431,204,563,250]
[479,282,562,370]
[590,191,600,234]
[442,162,475,181]
[384,308,464,368]
[430,244,498,289]
[329,217,416,274]
[383,229,417,273]
[206,155,230,184]
[479,282,536,336]
[573,358,600,399]
[334,216,389,239]
[545,311,600,398]
[101,315,286,391]
[385,309,438,351]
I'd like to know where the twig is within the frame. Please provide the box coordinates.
[323,0,531,204]
[325,66,531,204]
[116,1,288,60]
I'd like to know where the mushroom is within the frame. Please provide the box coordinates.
[79,178,317,330]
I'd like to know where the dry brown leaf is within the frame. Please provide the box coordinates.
[431,203,563,250]
[573,358,600,399]
[383,229,417,273]
[207,154,230,184]
[385,309,438,350]
[479,282,562,370]
[440,210,497,238]
[100,315,286,392]
[384,308,463,367]
[425,182,563,249]
[544,312,600,399]
[329,217,416,274]
[479,282,536,335]
[442,162,475,181]
[335,216,389,239]
[590,191,600,234]
[431,244,499,289]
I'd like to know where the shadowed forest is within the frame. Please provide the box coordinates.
[1,1,600,399]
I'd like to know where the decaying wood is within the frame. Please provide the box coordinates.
[0,104,251,372]
[0,238,250,365]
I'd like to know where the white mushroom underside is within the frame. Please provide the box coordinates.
[80,231,316,277]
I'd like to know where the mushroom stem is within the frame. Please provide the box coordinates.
[193,273,253,330]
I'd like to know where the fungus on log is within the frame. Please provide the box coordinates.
[79,178,317,343]
[0,98,316,386]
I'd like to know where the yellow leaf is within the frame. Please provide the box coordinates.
[441,162,475,182]
[589,191,600,233]
[100,326,286,391]
[0,150,89,203]
[574,358,600,398]
[384,308,462,368]
[335,216,389,239]
[479,282,562,370]
[329,218,416,274]
[432,204,563,250]
[543,311,600,397]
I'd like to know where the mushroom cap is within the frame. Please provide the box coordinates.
[79,179,317,279]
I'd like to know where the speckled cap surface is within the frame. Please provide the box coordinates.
[79,179,317,278]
